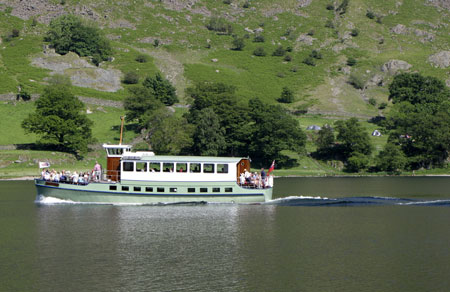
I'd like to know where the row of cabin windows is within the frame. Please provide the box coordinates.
[109,185,233,193]
[122,162,229,174]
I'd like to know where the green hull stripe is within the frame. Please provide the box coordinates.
[36,184,265,197]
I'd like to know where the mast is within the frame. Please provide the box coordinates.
[119,116,125,145]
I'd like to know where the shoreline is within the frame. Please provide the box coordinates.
[1,174,449,181]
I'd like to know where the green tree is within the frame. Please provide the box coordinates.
[346,152,370,172]
[335,117,372,160]
[315,124,335,157]
[278,87,294,103]
[146,108,194,155]
[376,143,407,173]
[232,36,245,50]
[247,98,306,167]
[191,108,226,156]
[22,84,94,156]
[45,15,112,63]
[142,73,178,106]
[386,73,450,168]
[123,86,165,129]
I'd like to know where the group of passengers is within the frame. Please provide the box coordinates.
[239,168,273,188]
[41,162,103,185]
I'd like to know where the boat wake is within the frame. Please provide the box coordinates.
[265,196,450,207]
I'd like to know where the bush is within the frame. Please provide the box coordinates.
[223,0,232,4]
[278,87,294,103]
[136,54,148,63]
[366,10,375,19]
[11,29,20,38]
[286,46,293,52]
[31,17,38,27]
[307,29,315,36]
[325,20,335,29]
[351,28,359,37]
[310,50,322,59]
[253,47,266,56]
[272,46,286,56]
[206,17,233,35]
[347,57,357,66]
[326,4,334,10]
[253,35,265,42]
[378,102,387,109]
[153,39,160,47]
[232,36,245,51]
[303,56,316,66]
[349,73,365,89]
[284,54,292,62]
[368,97,377,106]
[346,152,370,172]
[123,72,139,84]
[376,16,383,24]
[243,1,250,8]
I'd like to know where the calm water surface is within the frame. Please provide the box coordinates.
[1,177,450,292]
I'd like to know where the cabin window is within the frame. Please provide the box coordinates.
[200,188,208,193]
[225,187,233,192]
[136,162,147,172]
[109,185,117,191]
[122,186,129,191]
[157,187,165,192]
[203,164,214,173]
[123,162,134,172]
[189,163,201,173]
[145,187,153,192]
[170,188,177,192]
[217,164,228,174]
[188,188,195,193]
[176,163,187,173]
[134,187,141,192]
[150,162,160,172]
[163,163,174,172]
[213,187,220,192]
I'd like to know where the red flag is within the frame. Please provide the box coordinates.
[267,160,275,174]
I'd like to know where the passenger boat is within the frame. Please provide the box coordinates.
[34,143,273,204]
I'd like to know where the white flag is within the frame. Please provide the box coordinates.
[39,162,50,169]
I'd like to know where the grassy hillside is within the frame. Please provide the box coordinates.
[0,0,449,177]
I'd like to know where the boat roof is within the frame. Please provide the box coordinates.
[123,154,245,164]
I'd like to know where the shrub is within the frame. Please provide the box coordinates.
[351,28,359,37]
[232,37,245,50]
[325,20,335,29]
[286,46,293,52]
[243,1,250,8]
[11,29,20,38]
[284,54,292,62]
[135,54,148,63]
[291,66,299,72]
[272,46,286,56]
[307,29,315,36]
[349,73,365,89]
[253,47,266,56]
[376,16,383,24]
[123,72,139,84]
[378,102,387,109]
[336,0,349,15]
[223,0,232,4]
[368,97,377,106]
[366,10,375,19]
[17,90,31,101]
[303,56,316,66]
[278,87,294,103]
[206,17,233,35]
[153,39,160,47]
[310,50,322,59]
[326,4,334,10]
[31,17,38,27]
[253,35,265,42]
[347,57,357,66]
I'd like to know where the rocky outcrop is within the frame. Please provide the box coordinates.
[381,60,412,74]
[32,50,122,92]
[428,51,450,68]
[390,24,435,43]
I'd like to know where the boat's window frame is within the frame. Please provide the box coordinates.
[200,187,208,193]
[170,187,177,192]
[122,186,129,191]
[157,187,165,192]
[149,162,161,172]
[188,188,195,193]
[217,164,228,174]
[189,163,201,173]
[134,186,141,192]
[212,187,220,192]
[136,162,147,172]
[123,162,134,172]
[109,185,117,191]
[203,163,214,173]
[163,163,174,172]
[176,163,187,173]
[145,187,153,192]
[225,187,233,192]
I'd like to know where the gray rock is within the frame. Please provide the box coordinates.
[390,24,408,34]
[428,51,450,68]
[381,60,412,74]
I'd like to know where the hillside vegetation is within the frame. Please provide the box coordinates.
[0,0,449,177]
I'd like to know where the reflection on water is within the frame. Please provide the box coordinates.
[1,178,450,292]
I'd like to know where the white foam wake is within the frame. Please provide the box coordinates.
[267,195,328,203]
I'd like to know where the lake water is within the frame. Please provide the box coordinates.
[1,177,449,292]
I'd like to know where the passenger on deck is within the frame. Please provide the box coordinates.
[240,173,245,185]
[260,168,266,188]
[72,171,79,185]
[244,169,251,184]
[94,161,102,181]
